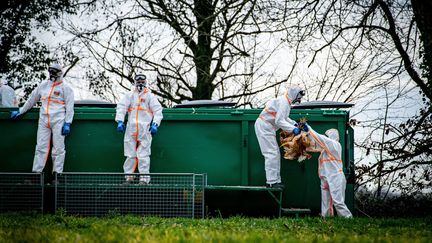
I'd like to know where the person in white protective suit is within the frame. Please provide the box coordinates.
[0,79,16,107]
[115,74,163,185]
[10,63,75,175]
[254,86,305,189]
[302,125,353,218]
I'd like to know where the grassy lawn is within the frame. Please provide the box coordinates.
[0,213,431,242]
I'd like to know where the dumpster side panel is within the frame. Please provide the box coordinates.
[64,119,125,172]
[346,125,355,213]
[151,120,243,185]
[0,116,37,172]
[0,109,40,171]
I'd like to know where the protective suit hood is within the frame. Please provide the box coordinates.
[286,86,305,104]
[325,128,339,141]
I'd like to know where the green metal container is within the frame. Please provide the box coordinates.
[0,106,354,216]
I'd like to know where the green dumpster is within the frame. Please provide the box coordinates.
[0,102,354,216]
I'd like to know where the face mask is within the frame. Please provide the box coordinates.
[48,68,62,81]
[134,74,147,92]
[293,90,305,104]
[136,83,145,92]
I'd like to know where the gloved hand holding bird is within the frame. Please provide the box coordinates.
[279,118,320,162]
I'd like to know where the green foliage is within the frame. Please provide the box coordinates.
[0,214,431,242]
[0,0,78,100]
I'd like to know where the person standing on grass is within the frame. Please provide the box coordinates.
[302,124,353,218]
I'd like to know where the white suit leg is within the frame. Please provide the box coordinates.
[123,157,137,181]
[123,129,138,180]
[51,121,65,173]
[123,157,138,173]
[32,119,51,172]
[320,177,333,217]
[255,120,281,184]
[329,174,353,218]
[137,132,152,183]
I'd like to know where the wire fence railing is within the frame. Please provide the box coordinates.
[55,173,206,218]
[0,173,44,213]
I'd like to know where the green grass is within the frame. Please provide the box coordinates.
[0,213,431,242]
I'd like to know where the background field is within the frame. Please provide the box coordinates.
[0,213,431,242]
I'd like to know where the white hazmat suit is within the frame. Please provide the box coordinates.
[0,80,16,107]
[306,127,353,218]
[254,86,304,186]
[115,87,163,183]
[18,76,74,173]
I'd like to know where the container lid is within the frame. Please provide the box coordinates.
[173,100,236,108]
[74,99,116,108]
[291,101,354,109]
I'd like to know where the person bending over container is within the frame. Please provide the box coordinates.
[0,79,16,107]
[255,86,305,189]
[302,124,353,218]
[115,74,163,185]
[10,63,74,175]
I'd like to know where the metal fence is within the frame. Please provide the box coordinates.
[0,173,44,213]
[55,173,206,218]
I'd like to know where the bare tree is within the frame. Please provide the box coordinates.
[63,0,295,107]
[279,0,431,196]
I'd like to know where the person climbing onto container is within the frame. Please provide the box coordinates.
[301,124,353,218]
[10,63,75,177]
[255,85,305,189]
[115,73,163,185]
[0,79,16,107]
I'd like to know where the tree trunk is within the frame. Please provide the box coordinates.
[411,0,432,97]
[192,0,215,100]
